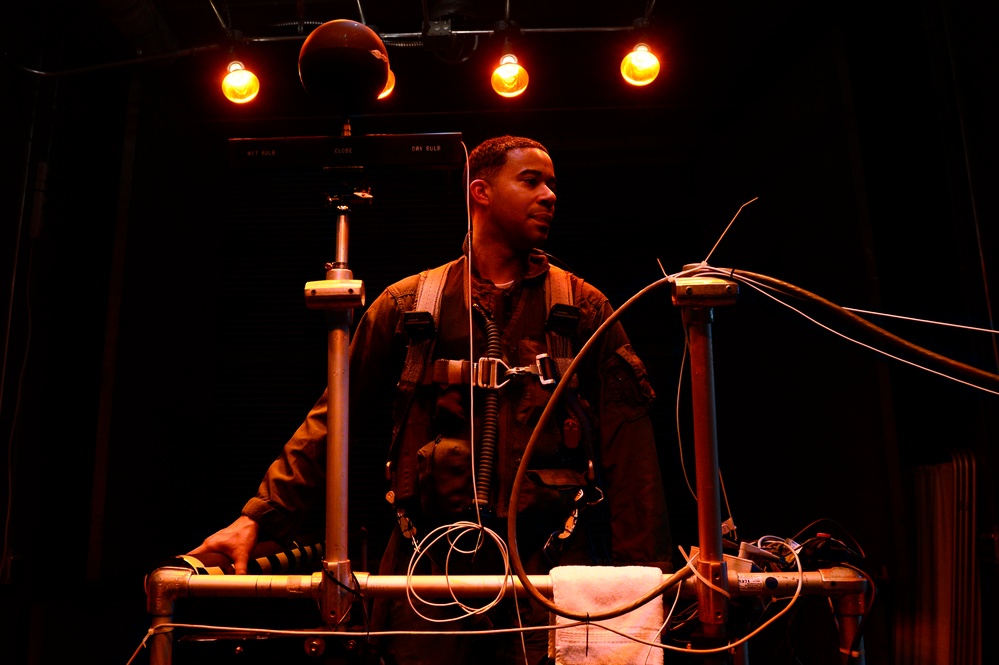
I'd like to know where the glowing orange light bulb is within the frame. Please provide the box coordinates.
[491,54,528,98]
[621,44,660,86]
[222,61,260,103]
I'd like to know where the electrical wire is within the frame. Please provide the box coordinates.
[687,265,999,395]
[127,616,596,665]
[659,255,698,500]
[673,340,696,500]
[558,542,805,657]
[787,519,875,660]
[644,568,685,664]
[671,333,739,540]
[842,307,999,336]
[459,139,484,530]
[404,522,513,621]
[507,274,694,622]
[508,252,992,633]
[791,517,867,560]
[702,197,758,264]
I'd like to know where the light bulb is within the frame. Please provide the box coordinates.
[222,61,260,104]
[491,54,528,98]
[378,69,396,99]
[620,44,660,86]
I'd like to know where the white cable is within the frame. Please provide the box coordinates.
[458,141,486,529]
[712,268,999,396]
[405,521,513,622]
[843,307,999,335]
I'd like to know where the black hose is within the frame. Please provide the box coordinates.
[716,268,999,392]
[473,305,502,507]
[507,276,681,620]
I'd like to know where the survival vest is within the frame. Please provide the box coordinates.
[384,257,596,538]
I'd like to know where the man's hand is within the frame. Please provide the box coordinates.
[187,515,259,574]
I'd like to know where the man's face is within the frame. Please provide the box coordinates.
[481,147,557,251]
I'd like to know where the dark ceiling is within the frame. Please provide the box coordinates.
[5,0,847,125]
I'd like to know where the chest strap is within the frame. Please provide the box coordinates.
[401,261,579,388]
[421,354,559,389]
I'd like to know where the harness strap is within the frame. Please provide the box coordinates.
[397,261,454,387]
[386,259,586,507]
[547,264,572,315]
[387,259,459,499]
[546,265,580,385]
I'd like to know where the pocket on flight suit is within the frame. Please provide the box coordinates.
[416,435,474,517]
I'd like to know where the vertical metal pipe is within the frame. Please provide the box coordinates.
[683,305,730,645]
[325,301,351,564]
[334,206,349,266]
[145,566,191,665]
[834,590,867,665]
[316,207,356,628]
[148,615,175,665]
[325,208,352,565]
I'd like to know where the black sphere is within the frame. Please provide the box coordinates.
[298,20,390,114]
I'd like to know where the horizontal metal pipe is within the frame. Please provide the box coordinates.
[153,567,865,606]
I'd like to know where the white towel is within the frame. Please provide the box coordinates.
[548,565,664,665]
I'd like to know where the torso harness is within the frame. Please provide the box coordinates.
[384,259,604,556]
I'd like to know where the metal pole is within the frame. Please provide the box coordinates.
[684,305,730,647]
[325,207,352,566]
[303,202,366,628]
[672,272,739,658]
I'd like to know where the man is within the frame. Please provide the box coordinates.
[189,136,671,664]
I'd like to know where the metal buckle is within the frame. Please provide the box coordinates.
[475,357,512,390]
[473,353,560,389]
[534,353,557,385]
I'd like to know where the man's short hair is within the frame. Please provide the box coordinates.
[466,135,548,183]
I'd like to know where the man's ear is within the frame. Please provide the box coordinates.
[469,178,490,206]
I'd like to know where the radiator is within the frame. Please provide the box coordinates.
[903,449,981,665]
